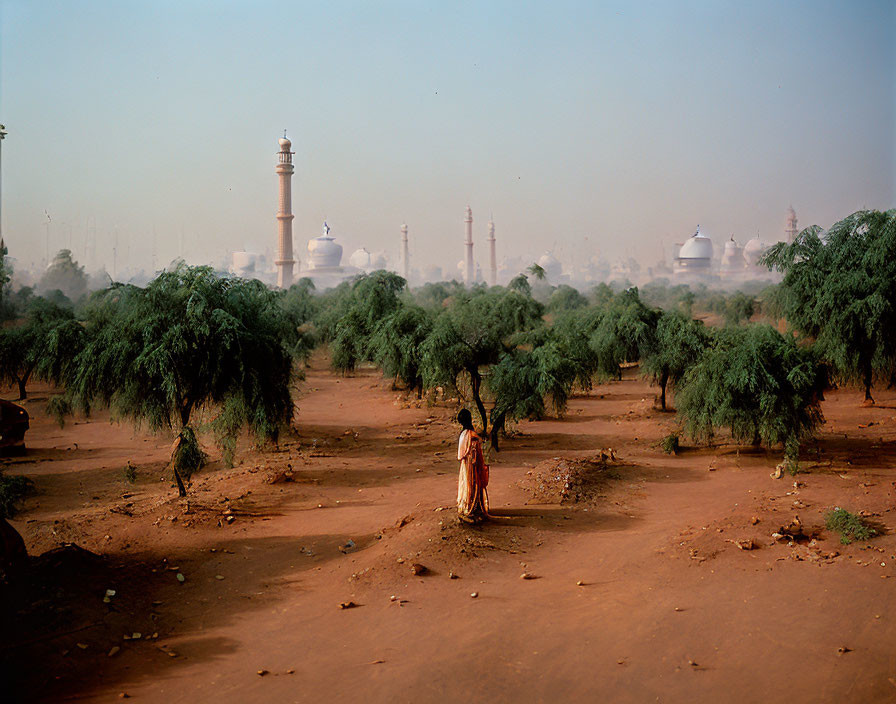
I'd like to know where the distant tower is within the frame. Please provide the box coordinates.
[785,205,798,243]
[464,206,474,285]
[275,133,295,288]
[400,223,409,280]
[487,215,496,286]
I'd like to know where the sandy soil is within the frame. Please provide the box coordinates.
[3,356,896,703]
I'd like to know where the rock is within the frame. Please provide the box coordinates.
[735,539,756,551]
[576,580,585,586]
[76,643,89,650]
[411,563,428,576]
[176,573,185,583]
[215,574,225,580]
[339,601,357,609]
[470,592,478,598]
[688,659,698,667]
[448,571,458,579]
[108,646,120,657]
[119,694,130,699]
[837,646,852,655]
[520,573,537,580]
[226,515,235,524]
[132,632,141,640]
[286,669,295,674]
[257,669,269,676]
[750,516,759,525]
[390,595,398,601]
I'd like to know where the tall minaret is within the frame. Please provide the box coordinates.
[275,133,295,288]
[400,223,409,280]
[487,215,496,286]
[464,206,474,285]
[785,205,798,243]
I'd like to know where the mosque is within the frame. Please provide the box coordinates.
[670,206,798,282]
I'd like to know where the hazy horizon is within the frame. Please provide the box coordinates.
[1,0,893,279]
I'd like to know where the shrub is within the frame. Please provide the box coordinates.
[0,474,33,519]
[824,507,876,544]
[661,433,680,455]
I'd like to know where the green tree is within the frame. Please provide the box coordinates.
[721,291,756,326]
[763,209,896,403]
[54,265,295,496]
[587,288,659,380]
[547,285,588,314]
[0,298,84,399]
[640,310,710,410]
[369,304,433,396]
[328,271,406,374]
[420,287,543,432]
[675,324,826,459]
[527,263,546,281]
[486,333,578,448]
[279,277,319,362]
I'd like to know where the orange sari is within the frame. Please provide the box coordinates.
[457,429,489,522]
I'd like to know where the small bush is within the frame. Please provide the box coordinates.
[661,433,680,455]
[0,473,34,519]
[172,427,207,481]
[122,461,137,484]
[825,507,876,544]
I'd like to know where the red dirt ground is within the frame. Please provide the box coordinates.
[3,356,896,703]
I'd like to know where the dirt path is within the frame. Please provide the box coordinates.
[4,361,896,703]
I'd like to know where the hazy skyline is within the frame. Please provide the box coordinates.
[1,0,893,279]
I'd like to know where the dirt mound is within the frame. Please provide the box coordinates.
[519,450,619,504]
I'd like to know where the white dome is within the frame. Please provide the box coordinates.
[279,137,292,150]
[720,238,744,271]
[307,235,343,269]
[677,229,713,260]
[537,252,562,280]
[743,238,767,267]
[349,247,371,269]
[371,252,388,270]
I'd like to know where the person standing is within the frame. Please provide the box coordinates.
[456,409,489,522]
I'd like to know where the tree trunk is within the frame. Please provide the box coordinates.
[863,362,874,405]
[173,468,187,497]
[659,370,669,411]
[469,368,488,434]
[16,378,26,401]
[489,410,506,451]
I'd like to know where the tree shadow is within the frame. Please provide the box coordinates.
[2,528,377,703]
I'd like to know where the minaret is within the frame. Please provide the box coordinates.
[487,215,496,286]
[464,206,473,285]
[400,223,409,280]
[275,133,295,288]
[785,205,798,243]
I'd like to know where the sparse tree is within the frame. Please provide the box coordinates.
[420,287,543,432]
[640,310,710,410]
[369,304,433,396]
[0,298,84,399]
[763,209,896,403]
[675,324,827,459]
[53,265,295,496]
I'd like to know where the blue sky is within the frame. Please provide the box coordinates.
[1,0,893,277]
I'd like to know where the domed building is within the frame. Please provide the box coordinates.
[349,247,372,270]
[720,236,744,275]
[306,222,343,271]
[537,252,562,281]
[673,226,713,277]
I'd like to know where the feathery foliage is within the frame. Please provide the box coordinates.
[369,304,433,396]
[675,324,826,459]
[640,310,710,410]
[0,298,85,399]
[55,265,295,495]
[420,287,543,432]
[328,271,406,374]
[762,209,896,402]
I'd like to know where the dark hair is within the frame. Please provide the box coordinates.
[457,409,475,430]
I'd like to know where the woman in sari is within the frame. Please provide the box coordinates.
[456,409,489,523]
